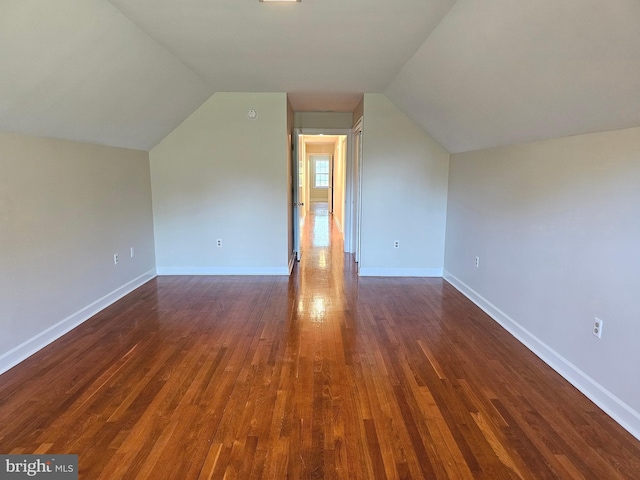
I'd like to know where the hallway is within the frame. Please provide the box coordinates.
[292,201,357,315]
[0,204,639,478]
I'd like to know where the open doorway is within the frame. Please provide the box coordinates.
[294,132,348,263]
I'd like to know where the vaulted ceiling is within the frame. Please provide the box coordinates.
[2,0,640,153]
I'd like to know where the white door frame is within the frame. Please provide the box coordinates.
[350,118,363,263]
[292,128,302,261]
[298,128,354,253]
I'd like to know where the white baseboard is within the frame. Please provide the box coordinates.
[443,270,640,442]
[156,266,289,276]
[0,269,157,376]
[359,267,443,277]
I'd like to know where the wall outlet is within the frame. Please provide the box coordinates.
[593,317,604,339]
[113,253,119,265]
[394,240,399,249]
[130,247,135,258]
[475,256,480,268]
[216,239,222,247]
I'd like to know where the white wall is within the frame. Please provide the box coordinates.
[150,92,289,275]
[0,132,155,373]
[359,94,449,276]
[444,126,640,439]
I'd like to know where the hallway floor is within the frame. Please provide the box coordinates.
[1,203,639,478]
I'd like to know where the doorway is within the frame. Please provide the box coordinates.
[294,132,349,264]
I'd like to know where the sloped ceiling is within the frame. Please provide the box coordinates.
[0,0,212,151]
[385,0,640,153]
[1,0,640,153]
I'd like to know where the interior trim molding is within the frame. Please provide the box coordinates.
[358,267,443,277]
[443,270,640,442]
[157,266,290,276]
[0,269,157,376]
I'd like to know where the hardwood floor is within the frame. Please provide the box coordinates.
[1,202,639,479]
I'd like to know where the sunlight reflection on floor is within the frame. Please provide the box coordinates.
[296,202,340,323]
[311,210,329,247]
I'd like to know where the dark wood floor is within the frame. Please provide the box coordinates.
[1,203,639,479]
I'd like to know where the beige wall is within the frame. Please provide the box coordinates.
[294,112,353,130]
[359,94,449,276]
[333,137,347,232]
[444,126,640,438]
[0,132,155,372]
[308,155,330,202]
[306,144,335,154]
[150,92,289,274]
[306,144,334,202]
[299,139,308,215]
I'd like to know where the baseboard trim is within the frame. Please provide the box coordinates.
[157,266,290,276]
[443,270,640,442]
[359,267,443,277]
[0,269,157,376]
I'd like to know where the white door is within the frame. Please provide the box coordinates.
[292,129,303,261]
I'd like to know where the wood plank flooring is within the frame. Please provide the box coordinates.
[1,202,639,479]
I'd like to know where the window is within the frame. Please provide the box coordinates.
[314,157,329,188]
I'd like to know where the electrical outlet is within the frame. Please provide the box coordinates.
[394,240,399,249]
[113,253,119,265]
[216,239,222,247]
[475,256,480,268]
[593,318,604,339]
[130,247,135,258]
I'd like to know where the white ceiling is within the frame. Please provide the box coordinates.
[0,0,212,151]
[385,0,640,153]
[2,0,640,153]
